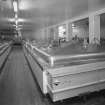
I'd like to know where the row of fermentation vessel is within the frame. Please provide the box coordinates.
[24,40,105,102]
[0,41,12,70]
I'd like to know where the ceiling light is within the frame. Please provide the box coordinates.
[13,25,22,27]
[16,25,18,28]
[15,19,18,25]
[13,1,18,12]
[72,24,75,27]
[72,24,76,28]
[17,27,22,30]
[9,18,25,22]
[15,13,18,18]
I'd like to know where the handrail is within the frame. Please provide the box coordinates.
[0,43,11,56]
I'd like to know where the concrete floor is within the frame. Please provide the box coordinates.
[0,45,105,105]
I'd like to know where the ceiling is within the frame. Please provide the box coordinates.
[0,0,105,32]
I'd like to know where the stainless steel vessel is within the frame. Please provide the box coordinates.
[25,41,105,101]
[32,42,105,67]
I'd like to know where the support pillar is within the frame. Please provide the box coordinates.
[45,28,49,41]
[54,26,59,41]
[66,22,73,41]
[89,14,100,44]
[47,28,52,43]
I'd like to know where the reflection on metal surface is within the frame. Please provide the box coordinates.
[31,41,105,67]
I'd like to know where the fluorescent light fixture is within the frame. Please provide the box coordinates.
[72,24,75,27]
[15,19,18,25]
[17,18,25,22]
[15,18,19,25]
[16,25,18,28]
[9,18,25,22]
[15,13,18,18]
[13,1,18,12]
[17,27,22,30]
[13,25,22,27]
[72,24,76,29]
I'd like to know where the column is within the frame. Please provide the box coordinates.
[66,22,73,41]
[50,28,54,40]
[41,29,45,41]
[46,28,51,43]
[54,26,59,40]
[89,14,100,44]
[45,28,49,41]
